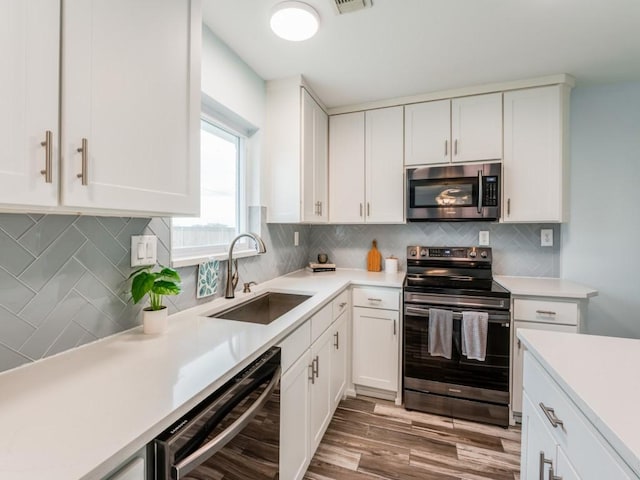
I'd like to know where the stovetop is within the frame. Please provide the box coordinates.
[404,245,510,299]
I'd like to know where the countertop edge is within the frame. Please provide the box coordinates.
[494,275,598,299]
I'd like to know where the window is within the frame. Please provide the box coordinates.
[171,117,249,266]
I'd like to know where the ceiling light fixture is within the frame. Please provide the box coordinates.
[270,1,320,42]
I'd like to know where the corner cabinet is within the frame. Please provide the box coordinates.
[0,0,201,217]
[266,77,328,223]
[404,93,502,166]
[328,107,404,223]
[503,85,571,223]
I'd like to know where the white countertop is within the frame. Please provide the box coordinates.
[518,330,640,477]
[0,268,404,480]
[495,275,598,299]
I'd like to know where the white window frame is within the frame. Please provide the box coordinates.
[170,113,257,268]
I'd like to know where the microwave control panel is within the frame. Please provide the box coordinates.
[482,176,499,206]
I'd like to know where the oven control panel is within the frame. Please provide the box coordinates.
[407,246,492,261]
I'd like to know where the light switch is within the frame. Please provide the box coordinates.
[479,231,490,246]
[131,235,158,267]
[541,229,553,247]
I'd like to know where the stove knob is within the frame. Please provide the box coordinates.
[420,249,427,257]
[469,251,477,258]
[409,249,417,257]
[480,251,488,259]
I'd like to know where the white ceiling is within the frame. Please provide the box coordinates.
[202,0,640,109]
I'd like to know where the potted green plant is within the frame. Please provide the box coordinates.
[129,265,181,334]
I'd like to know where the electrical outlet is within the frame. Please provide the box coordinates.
[294,231,299,247]
[541,229,553,247]
[479,231,490,246]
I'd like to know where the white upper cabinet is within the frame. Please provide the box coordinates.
[0,0,200,216]
[0,0,60,208]
[61,0,200,216]
[404,93,502,166]
[329,107,404,224]
[503,85,570,223]
[404,99,451,166]
[451,93,503,163]
[266,77,328,223]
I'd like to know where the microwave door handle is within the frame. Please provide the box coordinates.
[477,170,483,214]
[171,366,281,479]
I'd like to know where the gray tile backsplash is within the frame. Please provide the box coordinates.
[0,209,557,374]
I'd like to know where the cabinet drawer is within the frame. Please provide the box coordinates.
[352,287,399,310]
[311,303,333,343]
[278,320,311,373]
[514,298,578,325]
[523,352,634,479]
[332,290,349,320]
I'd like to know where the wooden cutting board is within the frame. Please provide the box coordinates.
[367,240,382,272]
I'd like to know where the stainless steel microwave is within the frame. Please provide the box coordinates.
[406,162,501,221]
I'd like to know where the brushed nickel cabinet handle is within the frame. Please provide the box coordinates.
[76,138,88,186]
[507,198,511,216]
[367,202,370,217]
[454,139,458,155]
[319,201,322,216]
[339,301,347,308]
[367,298,382,302]
[334,331,339,349]
[313,355,319,378]
[393,319,397,335]
[40,130,53,183]
[308,364,315,384]
[444,139,448,156]
[536,310,557,316]
[539,402,564,428]
[539,452,552,480]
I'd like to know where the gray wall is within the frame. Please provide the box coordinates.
[0,210,307,373]
[307,222,560,277]
[561,82,640,338]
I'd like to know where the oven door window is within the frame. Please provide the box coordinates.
[410,178,478,209]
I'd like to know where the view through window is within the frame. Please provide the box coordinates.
[172,119,244,260]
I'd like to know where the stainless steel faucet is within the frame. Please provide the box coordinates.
[225,233,267,298]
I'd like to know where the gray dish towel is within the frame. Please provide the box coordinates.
[428,308,453,359]
[461,311,489,361]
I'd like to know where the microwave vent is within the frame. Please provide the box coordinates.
[332,0,372,15]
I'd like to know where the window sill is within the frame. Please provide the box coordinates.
[171,248,260,268]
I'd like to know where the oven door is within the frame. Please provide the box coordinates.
[403,303,510,394]
[406,163,500,221]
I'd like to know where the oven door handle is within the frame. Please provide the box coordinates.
[171,366,281,479]
[404,306,510,324]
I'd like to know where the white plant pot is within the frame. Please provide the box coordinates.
[143,306,168,334]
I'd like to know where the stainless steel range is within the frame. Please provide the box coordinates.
[403,246,511,427]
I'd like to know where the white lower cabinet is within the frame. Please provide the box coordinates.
[521,351,636,480]
[278,293,351,480]
[280,349,311,480]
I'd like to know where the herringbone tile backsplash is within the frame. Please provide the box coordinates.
[0,209,557,373]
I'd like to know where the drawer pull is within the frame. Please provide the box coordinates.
[334,331,339,349]
[308,364,315,384]
[367,298,382,302]
[339,302,347,308]
[536,310,557,316]
[539,402,564,428]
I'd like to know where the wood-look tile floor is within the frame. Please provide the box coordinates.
[303,396,521,480]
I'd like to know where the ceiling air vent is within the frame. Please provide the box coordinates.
[332,0,372,15]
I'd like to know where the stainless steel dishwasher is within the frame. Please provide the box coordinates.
[150,347,281,479]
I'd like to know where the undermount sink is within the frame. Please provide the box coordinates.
[211,292,312,325]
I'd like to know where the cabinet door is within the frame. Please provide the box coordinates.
[309,328,333,453]
[556,446,581,480]
[503,85,568,222]
[329,112,365,223]
[0,0,59,207]
[330,313,348,411]
[302,90,328,223]
[61,0,200,216]
[521,393,557,480]
[105,456,145,480]
[451,93,502,163]
[512,321,576,415]
[404,100,451,165]
[352,306,399,392]
[365,106,404,223]
[280,350,311,480]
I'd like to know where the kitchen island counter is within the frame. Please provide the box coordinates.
[0,268,404,480]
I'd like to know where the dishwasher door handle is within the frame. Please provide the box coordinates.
[171,366,281,479]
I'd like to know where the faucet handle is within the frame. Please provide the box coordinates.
[243,281,258,293]
[231,259,239,290]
